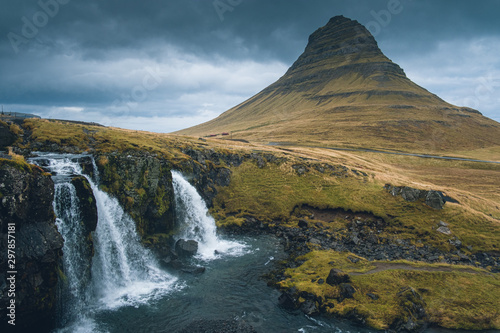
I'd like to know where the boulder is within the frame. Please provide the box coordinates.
[437,226,451,235]
[175,239,199,257]
[326,268,351,285]
[400,187,425,202]
[385,184,446,210]
[180,265,206,275]
[425,190,445,210]
[339,283,356,301]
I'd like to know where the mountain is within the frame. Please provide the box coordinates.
[177,16,500,153]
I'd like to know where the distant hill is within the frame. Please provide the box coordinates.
[176,16,500,153]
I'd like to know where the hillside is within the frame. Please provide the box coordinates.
[177,16,500,154]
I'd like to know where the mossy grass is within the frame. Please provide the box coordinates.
[212,160,499,253]
[0,150,34,172]
[279,250,500,330]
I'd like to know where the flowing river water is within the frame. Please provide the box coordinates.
[27,154,488,333]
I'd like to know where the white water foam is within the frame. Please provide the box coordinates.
[171,170,249,261]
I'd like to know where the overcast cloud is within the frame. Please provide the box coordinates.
[1,0,499,132]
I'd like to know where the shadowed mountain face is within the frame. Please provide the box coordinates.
[177,16,500,153]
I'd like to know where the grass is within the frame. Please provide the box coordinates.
[279,250,500,330]
[22,119,199,162]
[212,159,499,253]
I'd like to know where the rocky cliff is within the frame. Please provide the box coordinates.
[0,159,63,332]
[93,152,176,237]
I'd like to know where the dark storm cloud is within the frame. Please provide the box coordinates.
[1,0,499,131]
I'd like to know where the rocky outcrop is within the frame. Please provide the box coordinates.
[384,184,446,210]
[175,239,199,257]
[71,176,98,235]
[94,152,176,237]
[0,160,63,332]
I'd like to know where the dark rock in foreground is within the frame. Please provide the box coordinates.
[175,239,199,257]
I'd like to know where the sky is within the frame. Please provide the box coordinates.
[1,0,499,132]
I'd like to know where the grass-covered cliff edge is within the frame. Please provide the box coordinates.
[4,118,500,331]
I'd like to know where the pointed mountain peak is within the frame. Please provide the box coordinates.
[177,16,500,153]
[305,15,379,59]
[284,15,405,84]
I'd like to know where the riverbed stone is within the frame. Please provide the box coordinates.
[300,300,319,315]
[175,239,199,257]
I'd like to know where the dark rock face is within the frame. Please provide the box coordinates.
[70,176,98,281]
[0,161,63,332]
[175,239,199,257]
[71,176,98,235]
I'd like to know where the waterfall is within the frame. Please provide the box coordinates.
[30,154,179,332]
[53,182,92,327]
[171,171,247,260]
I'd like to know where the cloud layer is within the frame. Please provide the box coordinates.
[1,0,499,131]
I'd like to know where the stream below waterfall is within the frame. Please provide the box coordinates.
[27,153,484,333]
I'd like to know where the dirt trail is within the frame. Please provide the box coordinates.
[350,262,487,276]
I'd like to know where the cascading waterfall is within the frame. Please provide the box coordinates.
[171,171,247,260]
[53,181,92,327]
[30,154,179,332]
